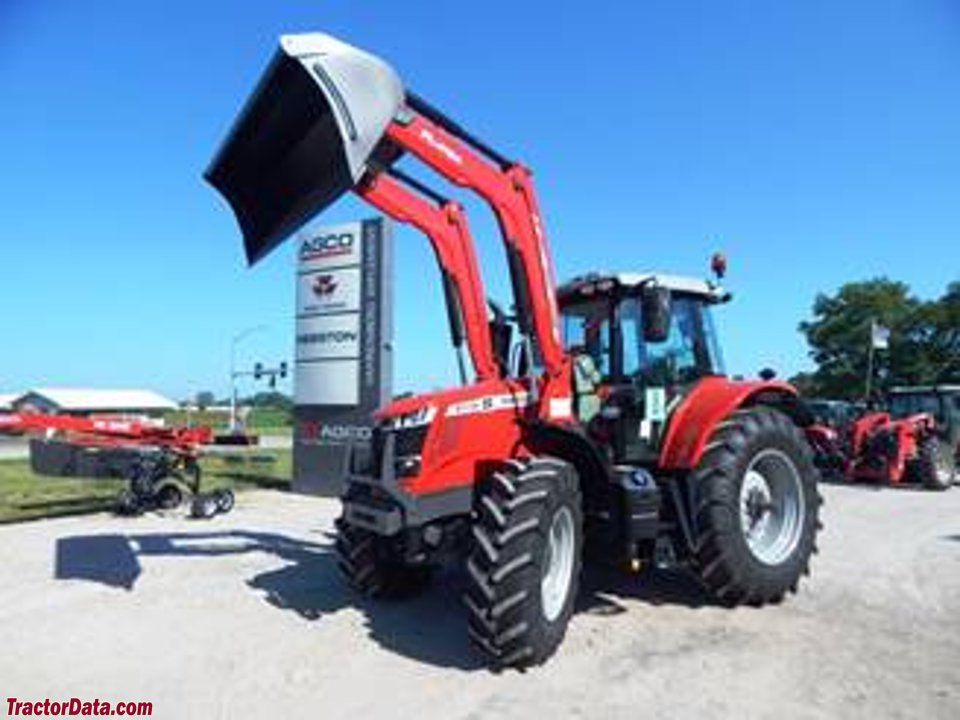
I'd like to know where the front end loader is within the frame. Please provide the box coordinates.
[206,33,823,669]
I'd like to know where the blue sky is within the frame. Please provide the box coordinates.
[1,1,958,401]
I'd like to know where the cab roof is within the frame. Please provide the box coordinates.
[557,272,730,305]
[889,385,960,394]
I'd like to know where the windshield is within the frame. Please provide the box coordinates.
[619,295,720,386]
[889,393,944,424]
[560,293,722,387]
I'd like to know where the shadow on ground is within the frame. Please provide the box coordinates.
[54,529,718,671]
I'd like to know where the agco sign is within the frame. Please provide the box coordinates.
[294,217,390,496]
[299,231,355,261]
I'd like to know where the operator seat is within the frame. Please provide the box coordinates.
[572,353,603,424]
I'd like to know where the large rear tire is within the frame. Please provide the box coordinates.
[692,407,822,605]
[334,517,431,599]
[464,456,582,670]
[912,436,955,491]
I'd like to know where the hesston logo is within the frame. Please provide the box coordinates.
[300,231,355,261]
[297,330,358,345]
[312,274,338,297]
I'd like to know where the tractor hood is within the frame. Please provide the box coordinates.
[205,33,404,264]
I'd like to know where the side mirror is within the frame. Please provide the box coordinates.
[641,285,672,343]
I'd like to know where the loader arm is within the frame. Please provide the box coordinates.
[384,102,566,378]
[204,32,567,383]
[355,170,498,381]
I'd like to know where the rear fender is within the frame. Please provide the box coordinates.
[658,377,809,470]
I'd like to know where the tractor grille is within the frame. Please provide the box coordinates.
[371,425,429,477]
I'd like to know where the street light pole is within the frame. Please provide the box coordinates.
[229,325,268,433]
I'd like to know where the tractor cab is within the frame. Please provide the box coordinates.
[889,386,960,462]
[557,272,730,463]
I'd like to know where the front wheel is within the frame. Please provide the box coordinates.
[912,436,955,491]
[334,517,431,599]
[692,407,822,605]
[464,456,582,670]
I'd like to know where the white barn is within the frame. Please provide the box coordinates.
[11,388,178,416]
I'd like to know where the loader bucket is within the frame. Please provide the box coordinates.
[205,33,404,264]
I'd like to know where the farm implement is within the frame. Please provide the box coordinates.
[0,412,233,517]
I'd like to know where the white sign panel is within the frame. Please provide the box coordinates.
[297,221,363,273]
[295,361,359,406]
[297,267,361,316]
[296,314,361,361]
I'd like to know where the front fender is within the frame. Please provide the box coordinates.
[658,377,807,470]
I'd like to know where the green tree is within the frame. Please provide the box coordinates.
[798,278,930,400]
[195,390,216,410]
[927,281,960,383]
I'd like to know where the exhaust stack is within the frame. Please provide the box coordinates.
[205,33,404,264]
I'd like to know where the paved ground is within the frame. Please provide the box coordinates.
[0,482,957,720]
[0,437,28,460]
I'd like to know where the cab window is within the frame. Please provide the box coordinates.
[619,295,716,387]
[561,300,611,378]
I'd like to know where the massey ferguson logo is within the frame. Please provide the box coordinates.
[312,274,338,297]
[300,232,355,261]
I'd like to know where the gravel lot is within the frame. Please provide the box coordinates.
[0,482,957,719]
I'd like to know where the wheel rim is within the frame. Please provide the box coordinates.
[541,506,576,622]
[935,451,954,484]
[739,449,805,566]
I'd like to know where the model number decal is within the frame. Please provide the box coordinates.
[445,393,530,418]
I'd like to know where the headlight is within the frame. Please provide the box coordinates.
[385,405,437,431]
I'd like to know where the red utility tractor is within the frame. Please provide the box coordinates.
[889,385,960,465]
[805,399,863,478]
[845,411,954,490]
[206,33,823,668]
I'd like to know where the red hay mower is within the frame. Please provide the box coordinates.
[0,412,233,517]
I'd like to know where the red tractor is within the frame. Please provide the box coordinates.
[804,396,955,491]
[846,411,954,490]
[206,33,823,668]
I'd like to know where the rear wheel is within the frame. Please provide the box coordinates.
[334,517,431,598]
[464,456,582,670]
[155,479,184,510]
[912,436,955,491]
[692,407,821,605]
